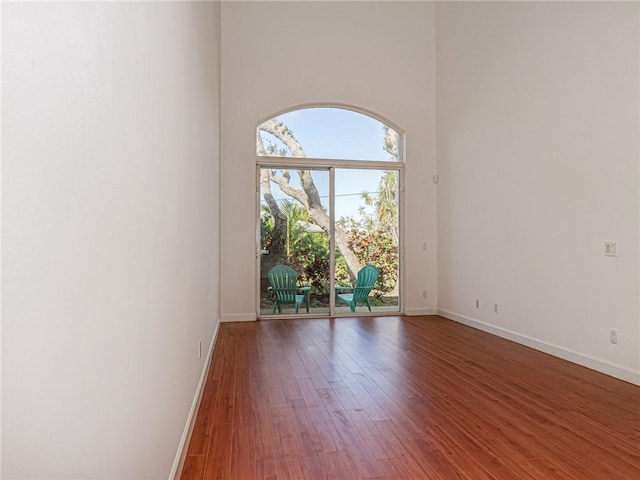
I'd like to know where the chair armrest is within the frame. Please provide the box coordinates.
[298,286,311,303]
[334,285,353,291]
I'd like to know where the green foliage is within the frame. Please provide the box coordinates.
[291,231,330,295]
[266,142,288,157]
[334,255,351,287]
[260,209,274,250]
[383,125,400,160]
[333,216,399,295]
[280,200,310,257]
[302,255,330,297]
[262,201,398,300]
[346,227,398,296]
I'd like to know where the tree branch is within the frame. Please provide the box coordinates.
[269,173,309,209]
[256,129,267,156]
[259,119,306,158]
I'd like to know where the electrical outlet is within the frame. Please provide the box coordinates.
[199,341,202,358]
[422,290,427,298]
[609,330,618,345]
[475,299,480,309]
[494,303,499,313]
[604,242,618,257]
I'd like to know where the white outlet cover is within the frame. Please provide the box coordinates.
[604,242,619,257]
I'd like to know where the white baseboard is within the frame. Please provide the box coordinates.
[169,320,221,479]
[221,312,256,322]
[438,309,640,386]
[404,307,438,316]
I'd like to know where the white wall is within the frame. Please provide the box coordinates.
[220,1,437,321]
[2,2,220,478]
[436,2,640,384]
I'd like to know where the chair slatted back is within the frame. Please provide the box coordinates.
[268,265,299,304]
[352,264,379,302]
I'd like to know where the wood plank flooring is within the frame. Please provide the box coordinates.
[180,316,640,480]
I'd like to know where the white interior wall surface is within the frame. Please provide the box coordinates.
[436,1,640,384]
[2,2,221,478]
[220,1,438,321]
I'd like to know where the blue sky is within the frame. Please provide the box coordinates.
[259,107,398,220]
[267,107,394,162]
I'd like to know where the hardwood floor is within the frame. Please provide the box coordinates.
[180,316,640,480]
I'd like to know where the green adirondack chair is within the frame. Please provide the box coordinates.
[267,265,310,314]
[335,264,379,312]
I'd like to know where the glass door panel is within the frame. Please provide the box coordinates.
[334,169,400,314]
[259,167,330,316]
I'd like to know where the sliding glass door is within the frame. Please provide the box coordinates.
[334,169,399,315]
[258,165,400,317]
[259,168,331,316]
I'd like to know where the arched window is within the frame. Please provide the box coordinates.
[257,106,403,318]
[257,107,402,162]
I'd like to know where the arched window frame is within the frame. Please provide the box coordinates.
[255,104,405,318]
[256,104,405,167]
